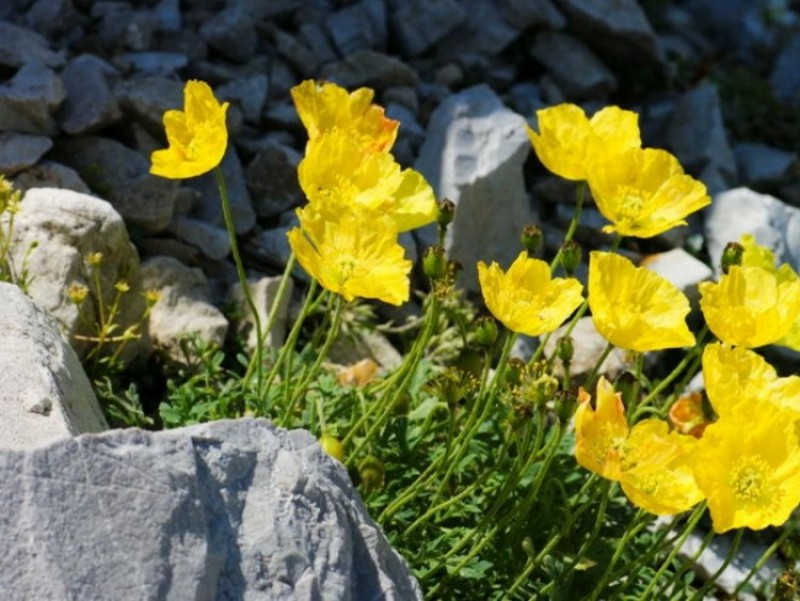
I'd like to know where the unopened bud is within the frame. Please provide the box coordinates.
[473,316,498,348]
[555,335,574,365]
[520,224,543,254]
[561,240,582,276]
[554,389,577,423]
[358,455,385,492]
[721,241,744,274]
[437,199,455,228]
[422,245,447,280]
[319,434,345,462]
[614,371,639,409]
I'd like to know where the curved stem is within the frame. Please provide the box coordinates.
[215,166,263,394]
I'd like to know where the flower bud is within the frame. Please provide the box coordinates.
[473,316,498,348]
[437,199,455,228]
[554,389,577,424]
[422,245,447,280]
[504,357,525,387]
[358,455,385,491]
[555,335,575,365]
[520,224,543,254]
[560,240,582,276]
[721,241,744,274]
[319,434,345,462]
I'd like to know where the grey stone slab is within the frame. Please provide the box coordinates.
[58,54,122,135]
[0,62,65,136]
[0,132,52,176]
[0,419,423,600]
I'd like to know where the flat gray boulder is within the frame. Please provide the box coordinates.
[0,419,422,600]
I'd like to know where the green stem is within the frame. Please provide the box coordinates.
[215,166,264,395]
[550,182,585,272]
[639,502,707,600]
[732,520,797,597]
[639,326,708,411]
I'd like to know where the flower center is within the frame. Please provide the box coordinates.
[616,190,645,221]
[728,455,779,513]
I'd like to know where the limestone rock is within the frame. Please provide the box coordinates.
[115,76,184,135]
[185,145,256,236]
[0,62,65,136]
[545,316,628,378]
[733,142,797,184]
[0,282,107,451]
[415,85,533,291]
[55,136,178,234]
[320,50,418,90]
[229,274,294,352]
[246,140,304,219]
[9,188,150,362]
[0,132,52,176]
[0,19,65,68]
[391,0,467,57]
[0,419,422,600]
[58,54,121,135]
[666,84,737,184]
[200,6,257,64]
[530,31,617,100]
[326,0,388,56]
[704,187,800,274]
[141,256,229,361]
[12,161,90,194]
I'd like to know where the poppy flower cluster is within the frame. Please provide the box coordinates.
[287,80,437,305]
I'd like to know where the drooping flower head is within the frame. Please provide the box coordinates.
[287,198,412,306]
[291,80,399,153]
[477,251,583,337]
[699,265,800,348]
[298,128,437,232]
[151,80,229,179]
[527,104,641,181]
[588,147,711,238]
[588,251,695,352]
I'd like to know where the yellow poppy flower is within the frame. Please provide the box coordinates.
[740,234,800,350]
[702,342,800,416]
[699,265,800,348]
[287,200,411,305]
[588,147,711,238]
[588,251,695,352]
[574,378,704,515]
[692,403,800,533]
[298,129,437,232]
[526,104,641,181]
[620,419,704,516]
[290,79,398,153]
[477,251,583,337]
[574,377,628,481]
[150,80,229,179]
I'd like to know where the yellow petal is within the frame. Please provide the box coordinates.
[477,251,583,337]
[288,201,411,305]
[589,251,695,352]
[290,79,398,152]
[620,419,704,515]
[590,148,710,239]
[150,80,228,179]
[699,265,800,348]
[574,377,628,481]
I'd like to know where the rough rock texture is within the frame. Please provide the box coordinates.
[9,187,150,361]
[704,187,800,274]
[0,419,423,600]
[0,282,107,450]
[415,85,533,291]
[140,256,229,362]
[229,274,294,352]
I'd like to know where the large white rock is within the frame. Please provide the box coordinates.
[0,419,422,600]
[704,187,800,274]
[0,282,107,450]
[140,256,229,362]
[9,187,150,361]
[415,85,533,291]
